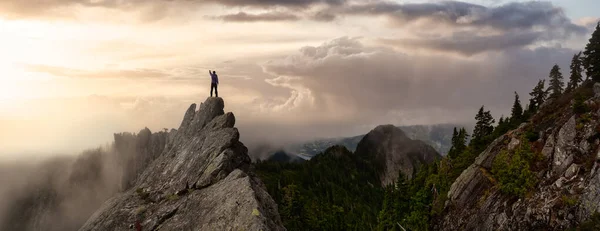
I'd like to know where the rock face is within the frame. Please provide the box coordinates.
[80,97,285,231]
[355,125,441,185]
[114,128,169,190]
[439,88,600,230]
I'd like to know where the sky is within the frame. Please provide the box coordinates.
[0,0,598,158]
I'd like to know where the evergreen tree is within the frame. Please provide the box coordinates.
[472,106,495,150]
[493,115,511,138]
[448,128,460,158]
[548,64,564,99]
[567,52,584,92]
[528,79,547,112]
[457,128,468,152]
[584,22,600,82]
[449,128,468,159]
[510,92,523,123]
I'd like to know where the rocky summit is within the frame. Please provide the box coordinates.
[79,97,285,231]
[355,124,441,185]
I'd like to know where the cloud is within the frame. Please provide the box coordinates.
[0,0,342,20]
[260,37,575,129]
[317,1,588,54]
[214,12,300,22]
[206,0,345,8]
[379,30,542,55]
[336,1,585,32]
[25,64,170,79]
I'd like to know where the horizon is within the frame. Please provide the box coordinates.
[1,0,599,159]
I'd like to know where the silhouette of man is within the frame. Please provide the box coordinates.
[209,70,219,97]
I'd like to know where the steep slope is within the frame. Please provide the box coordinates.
[355,125,441,185]
[80,97,284,231]
[439,82,600,230]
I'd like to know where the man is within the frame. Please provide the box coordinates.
[209,70,219,97]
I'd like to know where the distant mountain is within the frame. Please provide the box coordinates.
[284,124,466,160]
[266,150,305,163]
[355,125,441,185]
[255,125,442,229]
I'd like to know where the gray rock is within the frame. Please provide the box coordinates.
[553,116,577,176]
[508,138,520,151]
[594,82,600,98]
[542,135,555,159]
[555,177,566,188]
[579,168,600,221]
[79,97,285,231]
[114,127,169,190]
[564,164,580,179]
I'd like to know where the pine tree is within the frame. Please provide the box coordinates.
[472,106,495,148]
[567,52,584,92]
[548,64,564,99]
[583,22,600,82]
[528,79,547,112]
[493,115,510,138]
[448,128,459,158]
[449,128,468,159]
[457,128,468,152]
[511,91,523,123]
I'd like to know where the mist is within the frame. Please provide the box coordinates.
[0,147,122,231]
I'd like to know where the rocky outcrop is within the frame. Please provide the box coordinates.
[355,125,441,185]
[114,128,169,189]
[439,86,600,230]
[80,97,285,231]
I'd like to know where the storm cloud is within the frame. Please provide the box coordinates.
[335,1,585,32]
[319,1,588,54]
[260,37,575,128]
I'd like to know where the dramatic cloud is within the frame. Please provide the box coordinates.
[215,12,300,22]
[260,37,575,127]
[320,1,588,54]
[336,1,584,31]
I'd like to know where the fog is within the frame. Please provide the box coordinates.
[0,146,123,231]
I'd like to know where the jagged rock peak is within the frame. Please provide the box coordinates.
[178,97,229,137]
[79,97,285,231]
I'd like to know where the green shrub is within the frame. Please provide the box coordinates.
[524,130,539,142]
[573,92,590,114]
[136,188,150,201]
[167,194,179,201]
[578,212,600,231]
[491,140,537,197]
[562,195,578,207]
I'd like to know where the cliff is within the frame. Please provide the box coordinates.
[439,82,600,230]
[80,97,285,231]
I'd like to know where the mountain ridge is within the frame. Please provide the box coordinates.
[271,123,462,161]
[80,97,285,231]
